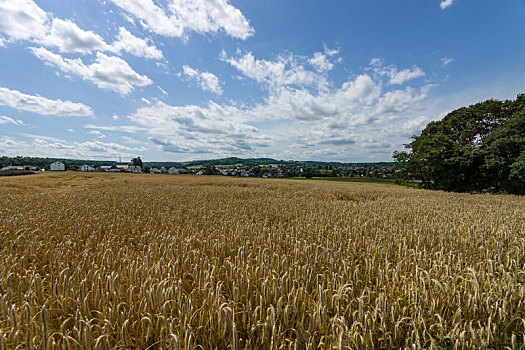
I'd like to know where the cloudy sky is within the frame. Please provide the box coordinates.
[0,0,524,162]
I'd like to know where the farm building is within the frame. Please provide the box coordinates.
[80,164,95,172]
[50,162,65,171]
[168,167,179,174]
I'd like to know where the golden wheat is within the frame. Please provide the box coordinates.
[0,172,524,349]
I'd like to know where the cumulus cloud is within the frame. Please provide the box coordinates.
[0,0,163,59]
[182,65,222,95]
[309,52,334,72]
[119,58,432,160]
[0,86,93,116]
[107,0,254,40]
[0,134,146,159]
[110,27,163,59]
[0,115,24,125]
[39,18,110,53]
[126,101,271,155]
[375,86,429,114]
[31,47,152,95]
[368,59,426,85]
[0,0,48,41]
[108,0,254,40]
[221,51,334,92]
[440,0,455,9]
[388,67,425,85]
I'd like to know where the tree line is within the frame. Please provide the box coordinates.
[394,94,525,194]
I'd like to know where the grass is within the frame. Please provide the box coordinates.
[0,172,523,348]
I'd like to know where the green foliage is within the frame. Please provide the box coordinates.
[395,94,525,194]
[131,157,143,167]
[434,337,451,350]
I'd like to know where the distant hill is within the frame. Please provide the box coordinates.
[145,157,394,169]
[0,155,394,169]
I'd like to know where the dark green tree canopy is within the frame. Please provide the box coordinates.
[131,157,143,167]
[394,94,525,194]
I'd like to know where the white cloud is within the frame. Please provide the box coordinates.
[182,65,223,95]
[0,0,48,41]
[0,0,163,59]
[31,47,152,95]
[39,18,110,53]
[120,60,432,161]
[323,45,339,57]
[441,57,454,66]
[0,86,93,116]
[68,128,75,132]
[388,67,426,85]
[158,86,168,96]
[0,115,24,125]
[108,0,254,40]
[84,124,147,133]
[369,59,426,85]
[440,0,455,9]
[0,36,5,47]
[127,101,271,155]
[0,135,146,159]
[309,52,334,72]
[221,51,330,92]
[110,27,163,59]
[88,130,106,138]
[376,86,429,114]
[122,135,145,144]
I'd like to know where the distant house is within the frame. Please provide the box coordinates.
[168,167,179,174]
[128,165,142,173]
[80,164,95,172]
[50,161,65,171]
[150,167,161,174]
[100,165,112,172]
[108,165,120,172]
[1,166,25,171]
[116,165,129,172]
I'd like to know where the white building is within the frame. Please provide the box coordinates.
[150,167,161,174]
[116,165,129,171]
[0,166,24,171]
[80,164,95,172]
[128,165,142,173]
[50,162,65,171]
[168,167,179,174]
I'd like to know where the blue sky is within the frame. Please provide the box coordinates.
[0,0,524,162]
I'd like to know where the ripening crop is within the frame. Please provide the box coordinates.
[0,172,524,349]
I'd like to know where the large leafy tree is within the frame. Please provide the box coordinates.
[395,94,525,194]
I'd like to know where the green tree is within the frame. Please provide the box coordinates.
[131,157,143,167]
[394,94,525,193]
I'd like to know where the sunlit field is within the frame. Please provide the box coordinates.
[0,172,524,349]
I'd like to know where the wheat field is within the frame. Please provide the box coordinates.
[0,172,524,349]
